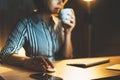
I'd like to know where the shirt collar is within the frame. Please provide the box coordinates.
[51,15,59,30]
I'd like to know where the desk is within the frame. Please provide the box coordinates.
[0,56,120,80]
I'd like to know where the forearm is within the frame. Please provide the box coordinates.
[62,32,73,58]
[4,53,29,66]
[1,54,54,71]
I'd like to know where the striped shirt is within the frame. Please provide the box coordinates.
[0,13,64,62]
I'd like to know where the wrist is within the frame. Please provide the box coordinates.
[64,32,71,39]
[22,57,30,66]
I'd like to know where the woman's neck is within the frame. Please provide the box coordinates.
[39,13,52,25]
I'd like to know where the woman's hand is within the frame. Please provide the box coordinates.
[23,56,54,72]
[62,10,76,34]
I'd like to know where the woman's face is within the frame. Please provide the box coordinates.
[47,0,68,14]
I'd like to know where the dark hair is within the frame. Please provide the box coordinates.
[33,0,48,11]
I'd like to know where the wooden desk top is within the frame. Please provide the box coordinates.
[0,56,120,80]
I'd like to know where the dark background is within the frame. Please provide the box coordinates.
[0,0,120,58]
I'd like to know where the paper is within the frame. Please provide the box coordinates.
[106,64,120,71]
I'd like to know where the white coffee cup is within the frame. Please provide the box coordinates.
[60,8,74,23]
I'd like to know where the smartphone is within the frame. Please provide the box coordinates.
[30,73,63,80]
[0,76,5,80]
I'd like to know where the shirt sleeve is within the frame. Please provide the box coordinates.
[0,19,27,63]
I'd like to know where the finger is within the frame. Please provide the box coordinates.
[69,18,76,27]
[45,58,54,68]
[33,56,49,69]
[39,62,47,71]
[40,56,50,68]
[62,17,75,26]
[63,20,74,28]
[25,59,47,72]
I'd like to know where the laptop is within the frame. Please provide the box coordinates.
[67,58,110,68]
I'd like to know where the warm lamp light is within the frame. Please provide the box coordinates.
[82,0,95,8]
[82,0,96,57]
[83,0,94,2]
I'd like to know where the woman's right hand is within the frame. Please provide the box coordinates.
[23,56,54,72]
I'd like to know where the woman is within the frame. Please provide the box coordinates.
[0,0,76,72]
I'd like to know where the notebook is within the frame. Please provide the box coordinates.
[106,64,120,71]
[67,58,110,68]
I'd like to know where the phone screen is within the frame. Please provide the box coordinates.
[30,73,63,80]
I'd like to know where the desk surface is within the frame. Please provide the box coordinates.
[0,56,120,80]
